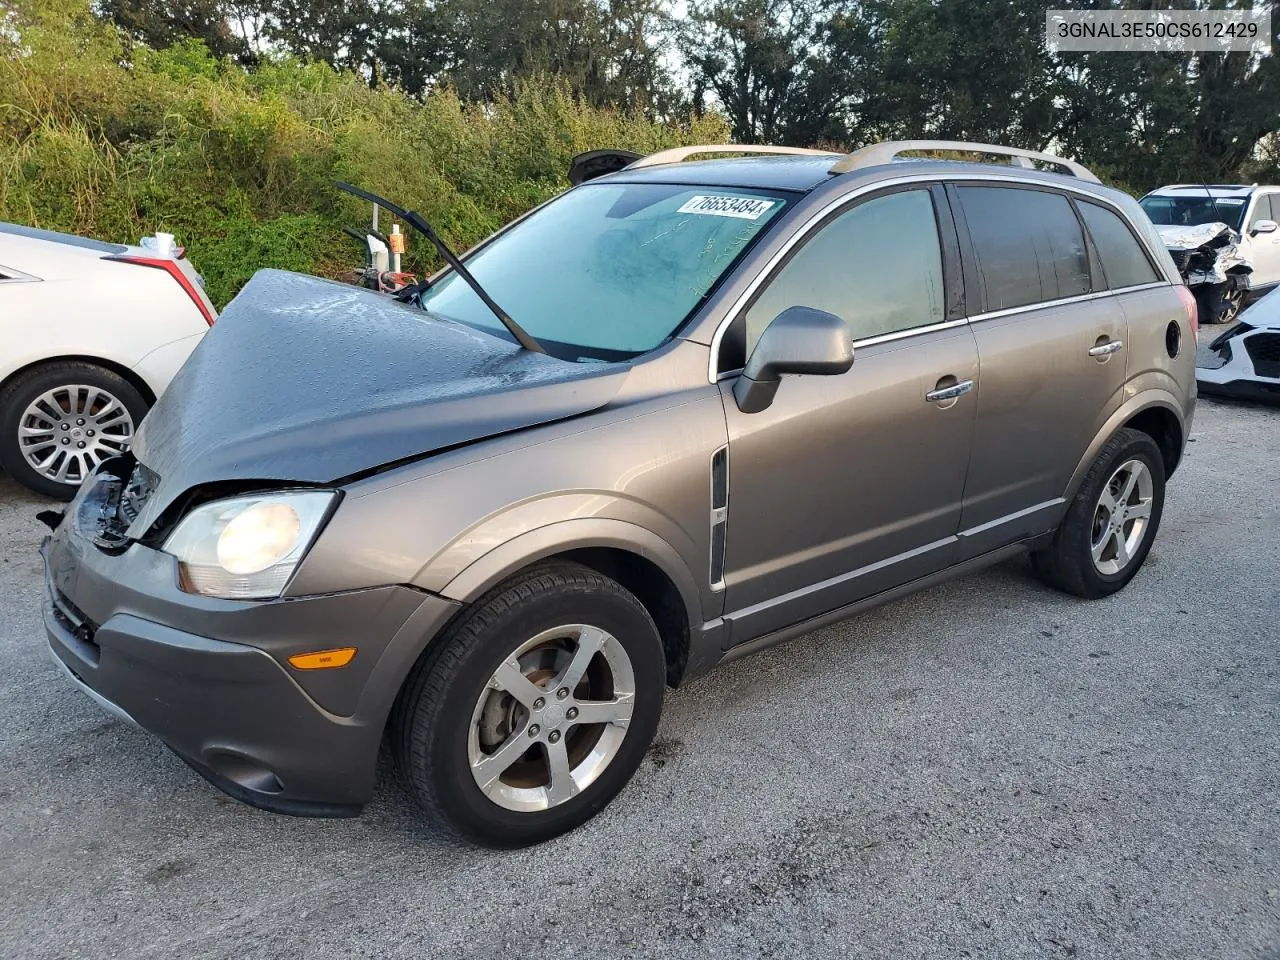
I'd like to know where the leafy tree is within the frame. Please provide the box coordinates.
[681,0,842,144]
[425,0,675,110]
[822,0,1058,148]
[1052,0,1280,191]
[96,0,251,61]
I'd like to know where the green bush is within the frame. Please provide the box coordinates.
[0,0,730,307]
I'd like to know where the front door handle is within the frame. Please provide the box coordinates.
[1088,339,1124,357]
[925,378,975,403]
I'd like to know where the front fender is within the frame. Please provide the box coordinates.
[433,514,710,631]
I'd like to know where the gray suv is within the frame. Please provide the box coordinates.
[40,140,1197,847]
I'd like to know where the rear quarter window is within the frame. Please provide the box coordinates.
[1078,201,1161,289]
[958,186,1091,312]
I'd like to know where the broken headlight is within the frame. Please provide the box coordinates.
[163,491,336,599]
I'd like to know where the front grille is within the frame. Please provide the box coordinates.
[1245,333,1280,379]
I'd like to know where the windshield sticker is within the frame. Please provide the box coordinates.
[677,195,777,220]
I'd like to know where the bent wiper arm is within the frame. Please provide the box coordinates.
[334,182,545,354]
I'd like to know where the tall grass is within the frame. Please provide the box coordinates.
[0,0,730,306]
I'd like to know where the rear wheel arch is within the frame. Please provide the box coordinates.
[1065,392,1187,501]
[1121,405,1184,478]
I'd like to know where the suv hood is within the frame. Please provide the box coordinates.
[130,269,625,523]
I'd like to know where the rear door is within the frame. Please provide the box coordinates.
[951,183,1128,557]
[717,185,980,645]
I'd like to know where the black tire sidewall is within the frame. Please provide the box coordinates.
[1068,431,1166,597]
[410,575,665,847]
[0,364,149,500]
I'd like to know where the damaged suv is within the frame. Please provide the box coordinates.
[41,141,1196,847]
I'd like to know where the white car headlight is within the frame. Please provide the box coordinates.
[163,491,337,599]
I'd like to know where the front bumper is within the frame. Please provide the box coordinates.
[41,476,460,816]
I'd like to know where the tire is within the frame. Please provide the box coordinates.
[0,362,149,500]
[1194,283,1242,325]
[391,561,666,848]
[1031,427,1166,600]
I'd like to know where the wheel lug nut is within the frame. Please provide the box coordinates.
[528,724,540,738]
[60,423,69,431]
[556,687,569,700]
[533,697,545,710]
[61,438,69,445]
[86,430,95,437]
[77,441,86,449]
[76,418,85,426]
[548,730,561,744]
[566,707,578,720]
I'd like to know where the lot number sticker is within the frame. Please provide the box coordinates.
[677,195,777,220]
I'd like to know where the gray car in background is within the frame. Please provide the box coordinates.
[40,140,1197,847]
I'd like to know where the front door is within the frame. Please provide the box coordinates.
[717,186,979,646]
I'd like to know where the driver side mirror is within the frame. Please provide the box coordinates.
[1251,219,1278,235]
[733,306,854,413]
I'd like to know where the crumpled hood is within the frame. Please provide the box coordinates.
[130,269,626,525]
[1154,222,1252,286]
[1154,222,1238,251]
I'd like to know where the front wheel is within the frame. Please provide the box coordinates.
[1031,427,1166,599]
[391,562,666,847]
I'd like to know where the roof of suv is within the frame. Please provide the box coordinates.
[604,155,842,191]
[604,154,1122,199]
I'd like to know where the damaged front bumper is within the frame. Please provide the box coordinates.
[40,469,460,816]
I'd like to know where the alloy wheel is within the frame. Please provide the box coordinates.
[18,385,135,486]
[1219,289,1242,325]
[469,624,636,812]
[1090,458,1155,576]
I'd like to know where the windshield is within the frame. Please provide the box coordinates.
[418,183,790,360]
[1140,194,1247,231]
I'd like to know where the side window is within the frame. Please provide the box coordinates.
[958,186,1091,311]
[1078,200,1161,289]
[1250,194,1275,229]
[743,189,945,354]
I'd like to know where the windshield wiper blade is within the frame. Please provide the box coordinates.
[334,182,545,354]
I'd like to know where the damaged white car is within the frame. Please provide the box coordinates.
[1141,184,1280,324]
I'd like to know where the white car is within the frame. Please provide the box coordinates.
[1140,184,1280,298]
[1197,285,1280,402]
[0,223,215,498]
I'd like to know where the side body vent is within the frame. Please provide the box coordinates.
[710,446,728,590]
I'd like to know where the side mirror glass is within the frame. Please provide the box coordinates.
[733,305,854,413]
[1252,219,1278,235]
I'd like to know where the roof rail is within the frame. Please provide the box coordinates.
[830,140,1101,183]
[627,144,836,170]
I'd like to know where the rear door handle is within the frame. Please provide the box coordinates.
[1088,339,1124,357]
[925,379,975,403]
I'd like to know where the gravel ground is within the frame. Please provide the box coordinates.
[1,394,1277,960]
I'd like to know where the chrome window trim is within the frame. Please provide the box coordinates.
[707,170,1167,383]
[967,281,1170,324]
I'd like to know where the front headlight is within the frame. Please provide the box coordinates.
[163,491,337,599]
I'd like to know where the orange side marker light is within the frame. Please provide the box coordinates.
[288,647,357,670]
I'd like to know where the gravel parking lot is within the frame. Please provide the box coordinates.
[1,392,1277,960]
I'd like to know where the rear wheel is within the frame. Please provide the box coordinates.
[1032,428,1165,599]
[392,562,665,847]
[0,362,148,499]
